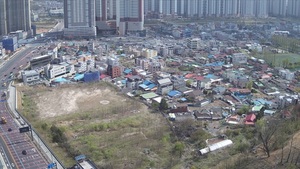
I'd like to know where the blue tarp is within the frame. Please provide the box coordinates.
[54,77,69,83]
[74,74,84,81]
[123,69,132,74]
[168,90,182,97]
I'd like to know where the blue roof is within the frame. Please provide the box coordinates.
[143,80,151,85]
[75,154,86,162]
[139,84,148,89]
[180,98,187,101]
[254,99,273,106]
[204,74,215,79]
[121,80,127,84]
[123,69,132,74]
[148,84,156,89]
[168,90,182,97]
[54,77,69,82]
[74,73,84,80]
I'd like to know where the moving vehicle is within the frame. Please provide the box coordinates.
[1,117,7,124]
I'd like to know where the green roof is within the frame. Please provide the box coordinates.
[140,92,159,99]
[252,105,264,112]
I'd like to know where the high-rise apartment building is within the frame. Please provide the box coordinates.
[95,0,113,30]
[287,0,300,17]
[64,0,97,38]
[0,0,31,36]
[255,0,268,18]
[268,0,287,17]
[0,0,7,36]
[117,0,144,36]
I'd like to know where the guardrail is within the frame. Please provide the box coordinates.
[15,110,66,169]
[8,84,66,169]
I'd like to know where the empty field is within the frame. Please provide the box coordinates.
[17,83,179,168]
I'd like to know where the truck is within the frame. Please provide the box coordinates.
[1,117,7,124]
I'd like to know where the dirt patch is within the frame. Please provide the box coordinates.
[20,83,177,168]
[34,85,122,119]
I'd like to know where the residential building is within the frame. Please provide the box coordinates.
[187,38,201,49]
[170,103,189,113]
[126,75,143,89]
[268,0,287,17]
[287,0,300,17]
[64,0,97,38]
[0,0,7,35]
[0,0,31,36]
[30,54,53,70]
[231,53,247,65]
[171,75,185,90]
[157,78,173,95]
[107,57,121,78]
[148,61,162,73]
[21,70,40,85]
[95,0,115,30]
[117,0,144,35]
[44,63,75,79]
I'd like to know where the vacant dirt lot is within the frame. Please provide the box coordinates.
[19,83,177,168]
[35,86,122,119]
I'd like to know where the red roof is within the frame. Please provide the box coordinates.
[100,74,108,79]
[185,73,196,79]
[195,76,204,81]
[245,114,256,122]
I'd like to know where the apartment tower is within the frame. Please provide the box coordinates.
[64,0,97,38]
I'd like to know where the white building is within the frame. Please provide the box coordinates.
[231,53,248,65]
[187,38,201,49]
[44,63,75,79]
[22,70,40,84]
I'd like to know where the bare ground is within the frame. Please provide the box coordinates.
[18,83,176,168]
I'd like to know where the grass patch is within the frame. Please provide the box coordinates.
[17,83,180,168]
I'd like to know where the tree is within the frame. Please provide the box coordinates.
[186,80,193,87]
[256,119,278,157]
[159,98,168,111]
[237,106,250,115]
[246,81,253,90]
[173,141,185,157]
[151,101,159,111]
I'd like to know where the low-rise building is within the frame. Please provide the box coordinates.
[44,63,75,79]
[21,70,40,84]
[231,53,247,65]
[30,54,53,70]
[157,78,173,95]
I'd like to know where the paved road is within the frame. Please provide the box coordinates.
[0,47,34,86]
[0,100,48,169]
[0,47,49,169]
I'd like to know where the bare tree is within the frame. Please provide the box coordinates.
[256,119,278,157]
